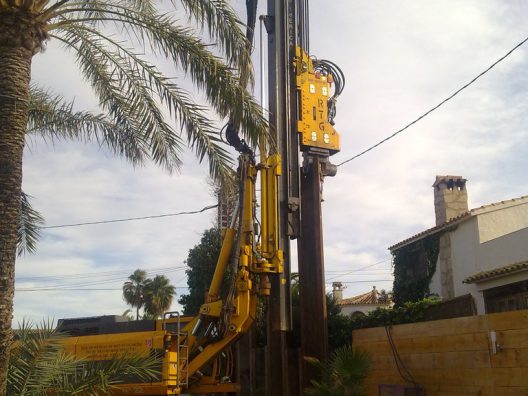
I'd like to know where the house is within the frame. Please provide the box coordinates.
[332,283,392,317]
[389,175,528,314]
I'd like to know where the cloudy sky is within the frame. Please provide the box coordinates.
[14,0,528,324]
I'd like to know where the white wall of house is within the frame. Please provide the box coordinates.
[429,259,442,298]
[450,217,479,304]
[429,202,528,314]
[477,201,528,244]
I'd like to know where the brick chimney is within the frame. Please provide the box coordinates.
[371,286,378,303]
[433,175,468,226]
[332,282,343,302]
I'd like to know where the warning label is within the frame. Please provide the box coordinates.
[78,341,147,360]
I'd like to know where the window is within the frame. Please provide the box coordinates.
[484,280,528,313]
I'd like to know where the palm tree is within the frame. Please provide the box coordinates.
[121,309,134,321]
[143,275,176,318]
[122,269,148,320]
[8,320,159,395]
[305,345,371,396]
[0,1,267,391]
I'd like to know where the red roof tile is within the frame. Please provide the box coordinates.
[463,260,528,284]
[340,287,390,305]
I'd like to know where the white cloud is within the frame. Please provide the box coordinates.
[14,0,528,320]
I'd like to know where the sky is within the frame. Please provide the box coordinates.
[13,0,528,324]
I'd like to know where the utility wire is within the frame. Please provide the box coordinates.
[16,265,187,281]
[326,258,392,282]
[41,204,218,229]
[337,35,528,167]
[326,269,392,274]
[325,279,393,284]
[17,268,186,289]
[16,287,190,292]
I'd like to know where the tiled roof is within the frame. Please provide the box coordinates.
[463,260,528,284]
[389,195,528,251]
[340,288,389,306]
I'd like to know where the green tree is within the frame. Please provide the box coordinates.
[0,1,267,390]
[122,269,148,320]
[143,275,176,318]
[8,321,159,395]
[327,295,354,352]
[178,228,222,315]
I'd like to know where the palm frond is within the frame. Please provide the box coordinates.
[9,320,71,395]
[305,345,371,396]
[66,22,236,179]
[28,85,149,165]
[17,192,44,256]
[58,353,160,395]
[9,320,160,395]
[55,22,234,179]
[49,2,268,151]
[53,27,185,172]
[175,0,253,84]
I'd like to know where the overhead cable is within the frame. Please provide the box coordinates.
[16,287,190,292]
[17,265,187,281]
[325,258,392,281]
[325,279,393,284]
[337,35,528,167]
[17,268,186,290]
[41,204,218,229]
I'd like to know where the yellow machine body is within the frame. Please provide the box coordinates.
[62,328,181,395]
[295,47,340,155]
[59,315,197,395]
[59,151,283,395]
[56,47,343,394]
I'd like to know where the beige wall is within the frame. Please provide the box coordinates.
[353,310,528,395]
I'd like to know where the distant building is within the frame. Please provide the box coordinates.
[332,283,392,317]
[389,175,528,314]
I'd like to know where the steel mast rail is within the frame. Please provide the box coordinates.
[265,0,344,391]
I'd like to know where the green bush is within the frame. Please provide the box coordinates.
[350,298,441,330]
[305,345,371,396]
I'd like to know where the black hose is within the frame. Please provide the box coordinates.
[225,0,259,156]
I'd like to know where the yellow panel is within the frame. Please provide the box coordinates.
[63,331,166,360]
[110,383,181,395]
[295,47,340,155]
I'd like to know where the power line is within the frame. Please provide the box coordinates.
[337,35,528,167]
[326,258,392,282]
[41,204,218,229]
[16,287,190,292]
[325,279,393,284]
[325,269,392,273]
[16,265,187,282]
[17,268,186,289]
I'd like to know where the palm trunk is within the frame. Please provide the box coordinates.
[0,43,32,395]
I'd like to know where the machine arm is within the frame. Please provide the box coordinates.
[179,150,283,392]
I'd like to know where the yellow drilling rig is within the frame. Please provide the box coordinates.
[58,0,344,394]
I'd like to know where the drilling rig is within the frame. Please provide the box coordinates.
[58,1,343,394]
